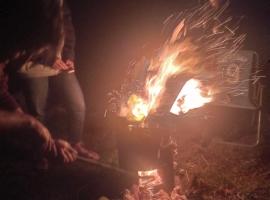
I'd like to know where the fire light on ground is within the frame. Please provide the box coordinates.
[122,169,188,200]
[170,79,213,115]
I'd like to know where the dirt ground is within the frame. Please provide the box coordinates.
[2,108,269,200]
[174,136,270,200]
[86,109,270,200]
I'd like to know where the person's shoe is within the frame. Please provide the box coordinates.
[73,143,100,160]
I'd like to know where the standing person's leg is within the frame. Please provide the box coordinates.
[50,72,99,160]
[50,72,85,143]
[21,77,49,123]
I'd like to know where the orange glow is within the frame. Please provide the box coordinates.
[119,1,242,121]
[170,79,213,115]
[128,94,149,122]
[138,169,162,188]
[144,53,182,111]
[124,53,184,122]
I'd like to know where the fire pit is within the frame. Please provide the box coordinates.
[114,116,177,191]
[105,2,265,198]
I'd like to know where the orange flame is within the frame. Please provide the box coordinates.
[170,79,213,115]
[125,94,149,122]
[119,1,243,122]
[122,53,184,122]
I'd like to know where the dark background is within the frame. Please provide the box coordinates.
[67,0,270,114]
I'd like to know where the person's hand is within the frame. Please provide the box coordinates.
[27,115,58,156]
[52,58,70,71]
[65,59,75,73]
[65,59,74,69]
[27,117,77,163]
[55,139,77,163]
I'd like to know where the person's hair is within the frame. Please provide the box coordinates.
[0,0,63,62]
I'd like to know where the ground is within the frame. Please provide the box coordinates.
[175,136,270,200]
[86,109,270,200]
[1,109,270,200]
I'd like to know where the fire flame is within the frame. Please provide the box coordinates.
[122,53,184,122]
[126,94,149,122]
[170,79,213,115]
[117,1,245,122]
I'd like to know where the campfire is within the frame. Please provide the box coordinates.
[115,1,245,123]
[107,1,249,199]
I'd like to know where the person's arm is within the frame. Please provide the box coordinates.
[52,2,76,72]
[0,63,20,112]
[0,111,77,163]
[0,111,54,157]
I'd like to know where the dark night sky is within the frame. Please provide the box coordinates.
[66,0,270,114]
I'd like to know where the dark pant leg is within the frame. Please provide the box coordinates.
[50,72,86,144]
[21,77,49,123]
